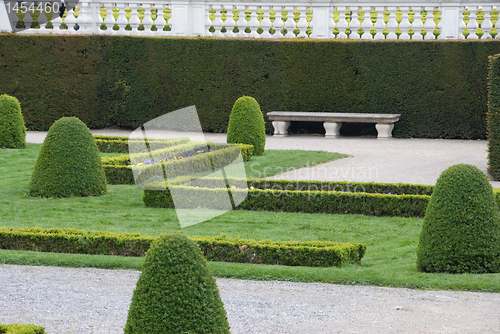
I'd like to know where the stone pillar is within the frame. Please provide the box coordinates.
[324,122,342,138]
[272,121,290,137]
[442,3,460,39]
[375,123,395,139]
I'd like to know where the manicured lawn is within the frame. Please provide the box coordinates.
[0,144,499,292]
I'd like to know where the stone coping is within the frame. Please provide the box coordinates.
[267,112,401,124]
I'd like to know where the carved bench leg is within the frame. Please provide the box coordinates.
[324,122,342,138]
[375,123,395,139]
[272,121,290,137]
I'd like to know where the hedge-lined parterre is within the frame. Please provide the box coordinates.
[0,227,366,267]
[94,135,191,154]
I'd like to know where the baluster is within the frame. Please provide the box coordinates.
[76,1,90,33]
[273,6,284,38]
[141,4,154,35]
[336,6,348,38]
[296,6,307,37]
[51,3,64,33]
[223,5,234,37]
[232,5,244,37]
[491,6,499,39]
[212,5,223,37]
[399,6,410,39]
[154,5,166,34]
[432,6,441,39]
[349,6,360,39]
[386,6,397,39]
[360,6,371,39]
[260,6,272,38]
[283,6,295,38]
[330,6,338,38]
[481,6,493,38]
[468,6,479,39]
[67,7,79,33]
[23,1,34,30]
[412,6,423,39]
[248,5,259,37]
[101,5,113,34]
[458,6,467,39]
[475,6,485,39]
[115,3,128,33]
[373,6,384,39]
[38,10,49,33]
[423,7,434,39]
[127,3,141,34]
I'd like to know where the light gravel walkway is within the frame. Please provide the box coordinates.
[1,265,499,334]
[13,130,500,333]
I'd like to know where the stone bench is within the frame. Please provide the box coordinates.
[267,112,401,139]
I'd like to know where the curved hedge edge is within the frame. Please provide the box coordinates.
[0,323,46,334]
[103,144,252,185]
[143,183,430,217]
[0,227,366,268]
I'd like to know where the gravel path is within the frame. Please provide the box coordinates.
[1,265,499,334]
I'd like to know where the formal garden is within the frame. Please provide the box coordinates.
[1,35,500,333]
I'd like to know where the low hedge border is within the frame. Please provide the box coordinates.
[0,227,366,267]
[163,177,434,196]
[94,136,190,154]
[0,324,46,334]
[103,144,253,185]
[143,183,430,217]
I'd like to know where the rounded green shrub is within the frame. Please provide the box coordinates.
[28,117,107,198]
[0,94,26,149]
[125,233,230,334]
[417,164,500,274]
[227,96,266,156]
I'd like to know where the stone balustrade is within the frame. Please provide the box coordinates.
[0,0,498,39]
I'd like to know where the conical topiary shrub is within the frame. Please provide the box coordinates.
[28,117,107,198]
[125,233,230,334]
[0,94,26,149]
[227,96,266,156]
[417,164,500,274]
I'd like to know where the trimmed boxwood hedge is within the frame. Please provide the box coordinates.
[103,143,253,185]
[94,135,190,154]
[143,181,430,217]
[0,227,366,267]
[1,35,499,138]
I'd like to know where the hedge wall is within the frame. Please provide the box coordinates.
[488,54,500,180]
[1,34,499,138]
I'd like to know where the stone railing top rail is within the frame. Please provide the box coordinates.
[267,112,401,123]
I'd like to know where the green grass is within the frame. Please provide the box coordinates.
[0,144,499,292]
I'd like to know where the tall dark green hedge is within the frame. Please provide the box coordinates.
[1,34,499,138]
[488,54,500,180]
